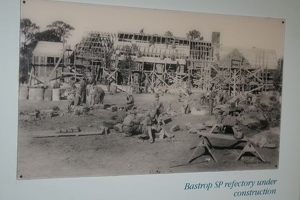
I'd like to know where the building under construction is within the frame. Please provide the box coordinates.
[30,31,279,96]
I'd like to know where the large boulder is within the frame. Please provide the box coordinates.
[192,123,206,130]
[97,125,109,134]
[170,124,180,132]
[185,122,192,130]
[259,94,273,107]
[113,123,123,132]
[205,119,217,127]
[241,118,260,129]
[242,113,268,130]
[188,128,198,134]
[186,122,206,131]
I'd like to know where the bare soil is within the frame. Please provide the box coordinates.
[17,92,279,180]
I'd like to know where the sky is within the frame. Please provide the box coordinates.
[21,0,285,58]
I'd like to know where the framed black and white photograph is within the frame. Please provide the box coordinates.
[2,0,300,200]
[17,0,285,180]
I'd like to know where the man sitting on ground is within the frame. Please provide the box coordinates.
[122,110,142,137]
[139,110,174,143]
[67,84,77,111]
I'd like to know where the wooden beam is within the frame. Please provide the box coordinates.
[28,72,46,84]
[27,67,33,86]
[28,130,107,138]
[47,46,68,85]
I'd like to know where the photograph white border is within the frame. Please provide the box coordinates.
[0,0,299,199]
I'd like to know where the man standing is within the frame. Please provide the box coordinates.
[153,93,164,119]
[94,85,105,105]
[143,76,149,93]
[74,86,81,107]
[88,82,97,106]
[208,90,216,115]
[182,99,191,114]
[200,92,206,105]
[79,78,87,105]
[125,92,135,111]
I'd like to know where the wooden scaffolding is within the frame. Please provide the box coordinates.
[70,31,277,95]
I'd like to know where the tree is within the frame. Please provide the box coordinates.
[46,21,74,43]
[118,45,136,85]
[35,29,61,42]
[186,29,203,41]
[164,31,174,48]
[20,18,40,52]
[20,18,40,85]
[165,31,174,38]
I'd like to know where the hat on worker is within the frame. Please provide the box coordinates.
[149,110,156,118]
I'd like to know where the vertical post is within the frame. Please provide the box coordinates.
[239,68,242,95]
[116,69,118,85]
[92,50,94,78]
[151,63,154,88]
[233,69,236,96]
[164,61,167,87]
[265,54,269,91]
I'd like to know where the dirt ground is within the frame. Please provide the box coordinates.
[17,92,279,180]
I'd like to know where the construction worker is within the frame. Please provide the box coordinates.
[216,90,225,105]
[79,78,87,105]
[88,82,97,106]
[178,89,183,102]
[246,92,252,105]
[186,79,192,95]
[134,73,140,93]
[182,99,191,114]
[116,106,127,124]
[143,76,149,93]
[208,90,217,115]
[125,92,134,111]
[171,40,176,49]
[140,28,144,34]
[122,110,142,137]
[94,85,105,105]
[67,84,77,111]
[200,92,206,105]
[139,110,174,143]
[139,111,156,143]
[74,86,81,107]
[149,36,155,47]
[153,93,164,119]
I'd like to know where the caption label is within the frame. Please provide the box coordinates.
[184,178,277,197]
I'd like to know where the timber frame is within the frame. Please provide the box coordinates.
[30,31,277,96]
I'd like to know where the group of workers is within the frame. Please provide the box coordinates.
[202,88,261,116]
[122,93,174,143]
[67,79,105,111]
